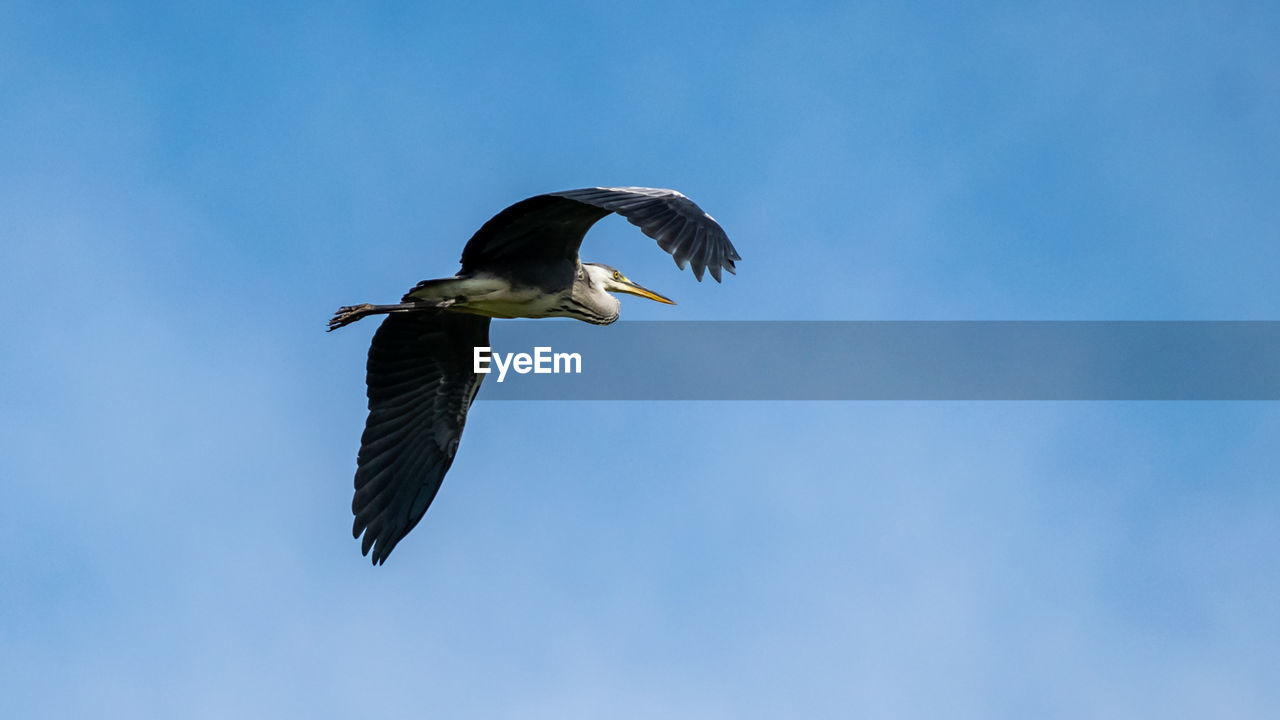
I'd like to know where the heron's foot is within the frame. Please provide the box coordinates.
[328,304,374,332]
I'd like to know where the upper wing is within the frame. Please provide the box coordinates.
[459,187,740,282]
[351,310,491,565]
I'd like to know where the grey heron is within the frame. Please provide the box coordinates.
[329,187,739,564]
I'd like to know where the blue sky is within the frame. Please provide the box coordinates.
[2,2,1279,717]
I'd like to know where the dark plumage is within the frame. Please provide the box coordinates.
[351,311,489,565]
[461,187,739,283]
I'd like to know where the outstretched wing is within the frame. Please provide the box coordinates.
[351,310,491,565]
[459,187,740,282]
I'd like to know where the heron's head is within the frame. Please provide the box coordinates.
[582,263,675,305]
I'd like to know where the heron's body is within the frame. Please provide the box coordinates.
[330,186,739,564]
[402,264,622,324]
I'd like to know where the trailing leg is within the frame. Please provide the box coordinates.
[328,301,443,331]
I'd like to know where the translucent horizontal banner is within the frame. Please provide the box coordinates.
[478,321,1280,400]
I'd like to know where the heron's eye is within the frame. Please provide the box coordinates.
[613,270,622,281]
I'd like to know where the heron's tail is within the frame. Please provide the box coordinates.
[403,276,475,303]
[402,274,509,304]
[329,276,505,332]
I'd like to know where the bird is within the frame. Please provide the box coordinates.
[329,187,740,564]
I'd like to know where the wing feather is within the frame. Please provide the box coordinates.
[459,187,739,283]
[350,310,490,564]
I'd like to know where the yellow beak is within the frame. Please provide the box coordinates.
[618,280,676,305]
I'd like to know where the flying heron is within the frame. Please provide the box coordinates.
[329,187,740,564]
